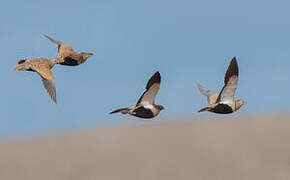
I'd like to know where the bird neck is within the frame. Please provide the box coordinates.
[48,59,58,68]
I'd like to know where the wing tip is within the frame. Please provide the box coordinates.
[52,97,57,104]
[43,34,52,41]
[225,56,239,83]
[145,71,161,90]
[43,34,62,45]
[41,78,57,104]
[230,56,238,68]
[152,71,161,83]
[50,93,57,104]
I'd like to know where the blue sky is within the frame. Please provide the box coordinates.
[1,0,290,139]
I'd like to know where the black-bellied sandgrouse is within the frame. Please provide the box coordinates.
[110,71,164,119]
[196,57,245,114]
[43,34,93,66]
[11,58,58,103]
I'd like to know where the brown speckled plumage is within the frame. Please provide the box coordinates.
[43,34,93,66]
[11,58,58,103]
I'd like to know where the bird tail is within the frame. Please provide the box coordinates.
[109,107,131,114]
[198,107,211,112]
[11,62,26,71]
[43,34,62,45]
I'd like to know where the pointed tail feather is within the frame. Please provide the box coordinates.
[11,64,26,71]
[198,107,211,112]
[109,108,130,114]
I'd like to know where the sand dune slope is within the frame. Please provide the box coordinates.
[0,115,290,180]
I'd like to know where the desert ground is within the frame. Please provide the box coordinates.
[0,114,290,180]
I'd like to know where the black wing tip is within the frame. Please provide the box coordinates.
[227,56,239,75]
[154,71,160,76]
[145,71,161,90]
[152,71,161,82]
[231,56,238,65]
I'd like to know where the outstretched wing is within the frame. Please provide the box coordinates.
[195,82,218,104]
[216,57,239,105]
[33,65,57,104]
[42,78,57,103]
[136,71,161,106]
[43,34,75,61]
[43,34,62,45]
[57,44,76,58]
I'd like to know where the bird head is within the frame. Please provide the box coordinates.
[156,105,165,111]
[235,100,245,111]
[80,52,93,60]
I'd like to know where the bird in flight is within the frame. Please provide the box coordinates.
[43,34,93,66]
[196,57,245,114]
[11,58,58,103]
[110,71,164,119]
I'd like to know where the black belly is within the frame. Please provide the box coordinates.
[212,104,233,114]
[60,57,79,66]
[132,106,154,119]
[27,68,35,72]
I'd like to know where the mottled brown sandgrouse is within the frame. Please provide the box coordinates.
[11,58,58,103]
[43,34,93,66]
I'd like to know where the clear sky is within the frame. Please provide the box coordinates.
[1,0,290,139]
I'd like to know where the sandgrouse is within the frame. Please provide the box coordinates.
[43,34,93,66]
[196,57,245,114]
[11,58,58,103]
[110,71,164,119]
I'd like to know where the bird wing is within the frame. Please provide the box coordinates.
[58,44,76,58]
[33,66,57,103]
[43,34,62,45]
[136,71,161,106]
[43,34,75,61]
[42,78,57,103]
[216,57,239,105]
[195,82,218,104]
